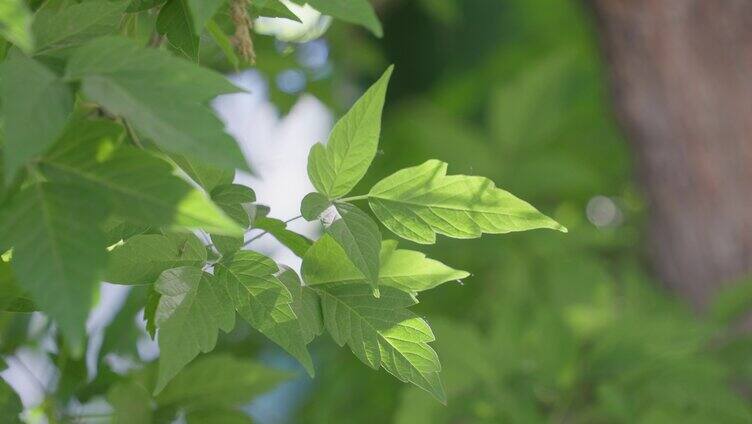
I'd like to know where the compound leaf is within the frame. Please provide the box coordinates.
[368,159,567,244]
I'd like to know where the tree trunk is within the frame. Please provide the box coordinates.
[589,0,752,309]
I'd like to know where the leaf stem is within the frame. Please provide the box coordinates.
[242,215,303,247]
[339,194,369,202]
[122,119,144,149]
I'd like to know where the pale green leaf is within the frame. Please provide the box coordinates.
[41,119,243,235]
[1,53,72,181]
[157,0,200,61]
[65,36,248,171]
[108,380,153,424]
[302,236,468,294]
[0,182,107,353]
[32,0,127,54]
[253,216,312,258]
[300,191,330,221]
[315,283,446,402]
[107,233,207,285]
[215,251,314,375]
[154,267,235,393]
[307,66,392,198]
[187,0,226,30]
[325,202,381,294]
[277,267,323,343]
[0,0,33,53]
[157,353,290,408]
[368,159,567,244]
[252,0,301,22]
[293,0,381,36]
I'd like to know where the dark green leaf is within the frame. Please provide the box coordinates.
[277,267,323,343]
[0,379,22,423]
[127,0,168,12]
[32,0,127,54]
[65,36,248,171]
[1,53,72,181]
[0,182,107,354]
[157,0,200,61]
[187,0,227,30]
[252,0,301,22]
[154,267,235,392]
[107,233,207,285]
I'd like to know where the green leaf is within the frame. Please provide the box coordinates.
[254,216,313,258]
[127,0,167,12]
[211,183,256,228]
[325,202,381,294]
[277,267,323,343]
[300,191,331,221]
[100,287,149,359]
[368,159,567,244]
[0,379,22,424]
[157,353,290,408]
[1,53,72,181]
[187,409,253,424]
[210,234,244,256]
[32,0,127,54]
[157,0,200,61]
[315,283,445,402]
[252,0,302,22]
[65,36,248,171]
[206,19,239,69]
[0,182,107,354]
[307,66,392,198]
[108,380,153,424]
[0,0,33,53]
[302,237,468,294]
[215,251,314,375]
[187,0,227,30]
[154,267,235,393]
[41,119,243,235]
[0,261,35,312]
[107,233,207,285]
[171,153,234,192]
[293,0,381,36]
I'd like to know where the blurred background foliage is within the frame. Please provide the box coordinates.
[4,0,752,422]
[272,0,752,422]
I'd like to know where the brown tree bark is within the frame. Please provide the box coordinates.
[589,0,752,309]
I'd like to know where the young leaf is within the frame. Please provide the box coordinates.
[157,354,290,408]
[315,283,446,402]
[41,119,243,235]
[107,233,207,285]
[154,267,235,393]
[300,191,331,221]
[307,66,393,198]
[31,0,127,54]
[0,0,33,54]
[254,217,313,258]
[368,159,567,244]
[277,267,323,343]
[157,0,201,61]
[215,251,314,375]
[65,36,248,171]
[325,202,381,294]
[252,0,302,22]
[1,53,72,181]
[302,236,467,293]
[292,0,382,37]
[0,182,107,354]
